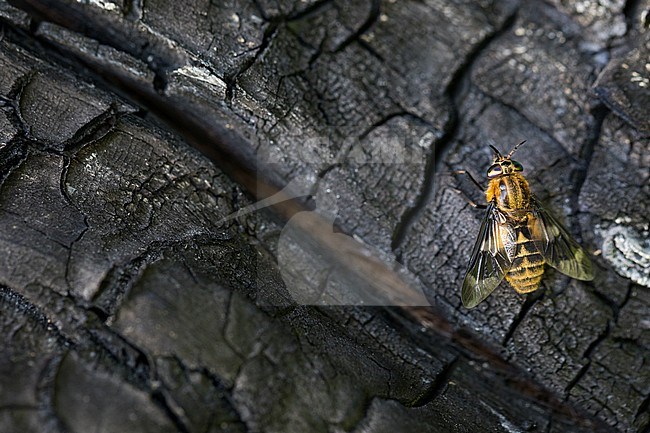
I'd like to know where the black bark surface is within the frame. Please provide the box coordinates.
[0,1,648,432]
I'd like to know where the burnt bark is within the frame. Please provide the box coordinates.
[0,1,648,432]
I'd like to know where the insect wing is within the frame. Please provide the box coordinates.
[529,197,594,281]
[462,203,515,308]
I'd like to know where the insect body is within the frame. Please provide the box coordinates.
[460,142,594,308]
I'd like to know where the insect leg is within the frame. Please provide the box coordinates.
[451,170,485,192]
[449,188,487,209]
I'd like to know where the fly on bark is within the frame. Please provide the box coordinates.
[454,141,594,308]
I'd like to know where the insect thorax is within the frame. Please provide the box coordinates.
[485,173,531,212]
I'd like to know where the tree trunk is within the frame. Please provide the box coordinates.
[0,1,648,432]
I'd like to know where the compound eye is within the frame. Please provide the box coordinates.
[512,160,524,172]
[487,164,502,178]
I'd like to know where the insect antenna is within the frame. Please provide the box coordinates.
[506,140,527,158]
[488,145,502,159]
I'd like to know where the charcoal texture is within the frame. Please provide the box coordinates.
[0,1,648,432]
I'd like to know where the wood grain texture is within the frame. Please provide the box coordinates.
[0,0,648,432]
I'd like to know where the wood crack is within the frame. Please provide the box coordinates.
[389,5,520,259]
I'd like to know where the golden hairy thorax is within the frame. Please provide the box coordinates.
[485,173,531,213]
[486,173,544,293]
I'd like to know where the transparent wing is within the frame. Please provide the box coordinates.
[461,203,516,308]
[529,197,594,281]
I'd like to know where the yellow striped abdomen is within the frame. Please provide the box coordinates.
[505,230,545,293]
